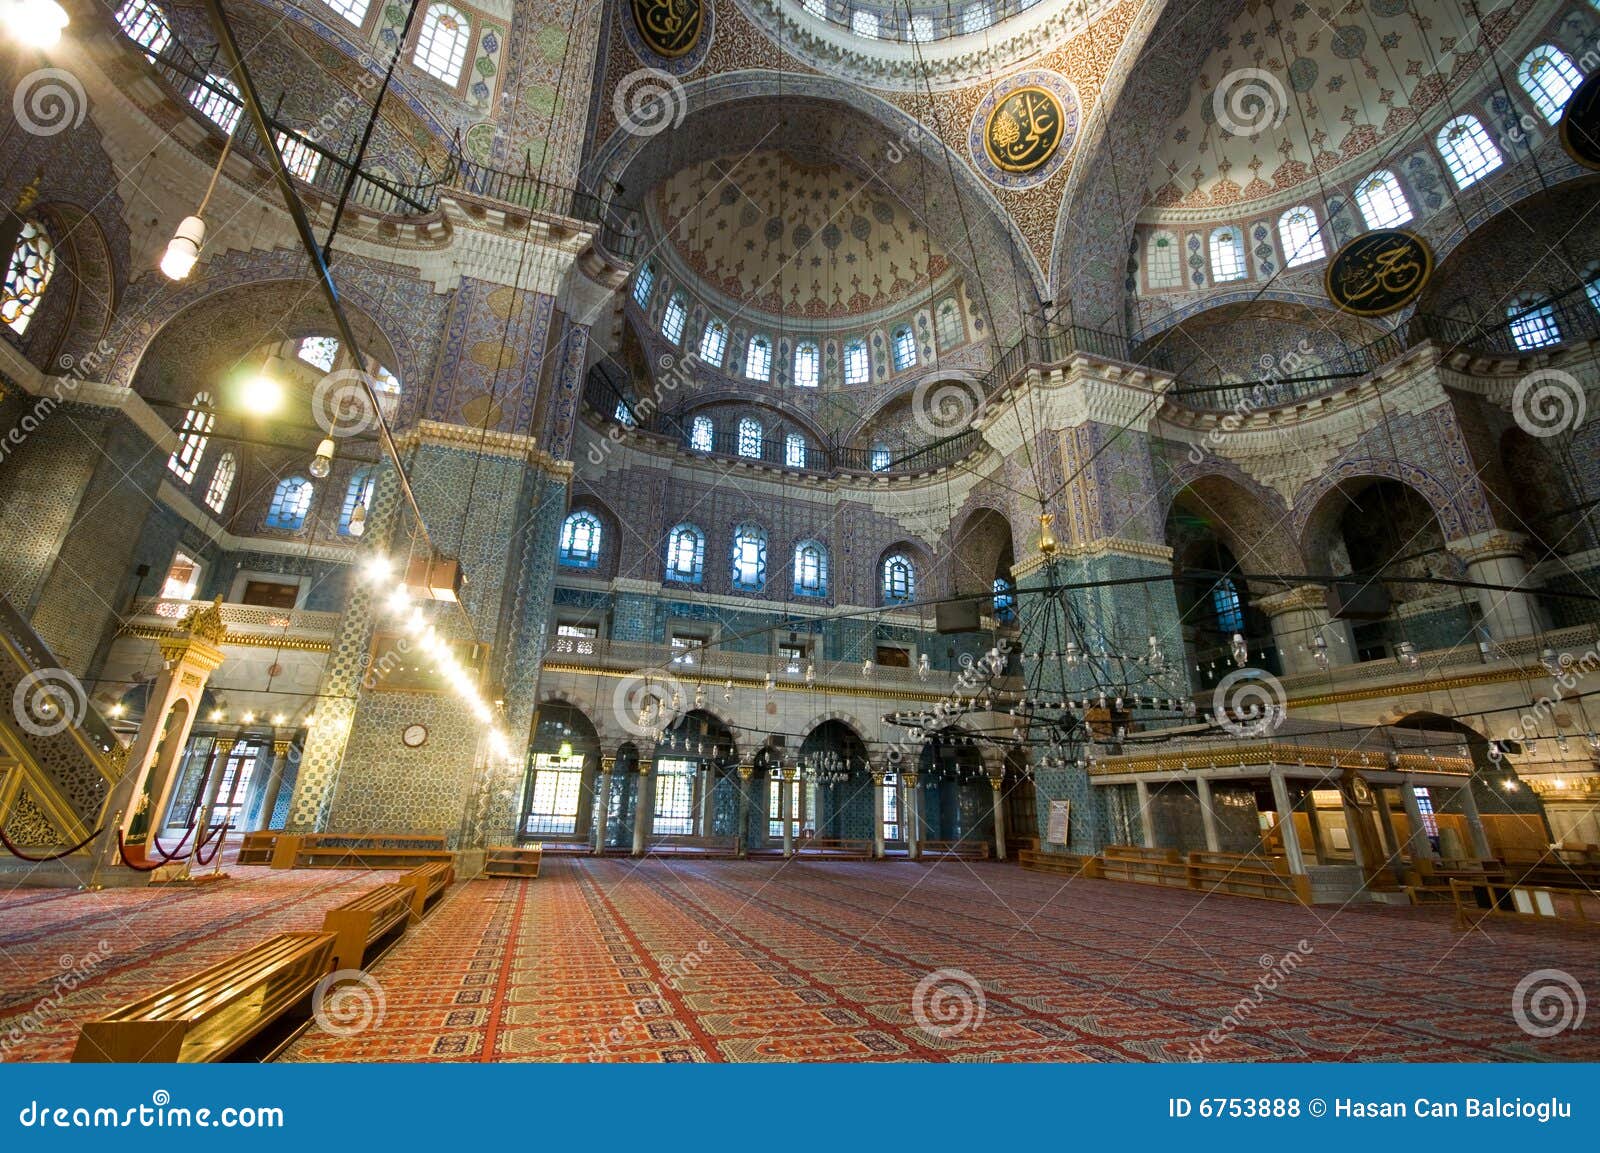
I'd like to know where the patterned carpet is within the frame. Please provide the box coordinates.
[2,856,1596,1062]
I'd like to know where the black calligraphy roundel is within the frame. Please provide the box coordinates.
[983,86,1068,175]
[1325,229,1433,317]
[630,0,702,60]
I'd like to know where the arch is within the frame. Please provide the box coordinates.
[945,506,1016,597]
[413,3,471,85]
[798,710,872,745]
[586,87,1039,340]
[844,369,985,445]
[1295,473,1465,593]
[1162,473,1300,590]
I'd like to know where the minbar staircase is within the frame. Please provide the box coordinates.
[0,594,125,881]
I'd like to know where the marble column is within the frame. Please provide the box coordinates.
[1452,531,1544,642]
[1134,778,1156,848]
[903,771,921,859]
[251,740,293,832]
[594,756,614,854]
[736,765,753,858]
[1269,770,1306,875]
[1456,783,1493,860]
[1195,776,1221,853]
[631,761,654,857]
[989,772,1008,860]
[780,766,794,858]
[699,763,716,837]
[1399,780,1435,864]
[1255,584,1354,675]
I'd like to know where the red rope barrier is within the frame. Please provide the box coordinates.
[147,820,198,862]
[0,821,101,862]
[116,829,169,872]
[193,822,232,867]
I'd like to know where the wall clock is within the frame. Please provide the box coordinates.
[402,723,429,749]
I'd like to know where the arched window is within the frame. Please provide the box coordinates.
[1354,170,1412,229]
[661,293,688,343]
[1209,227,1247,282]
[794,342,820,388]
[843,338,869,385]
[882,554,916,604]
[908,13,933,40]
[730,526,767,591]
[275,132,322,182]
[631,262,655,308]
[1437,115,1502,188]
[1278,207,1326,267]
[1146,231,1181,288]
[190,75,241,134]
[167,392,214,484]
[204,452,236,514]
[793,541,828,597]
[664,524,705,584]
[115,0,171,57]
[993,576,1015,624]
[689,414,714,452]
[851,10,879,37]
[414,3,470,85]
[870,443,891,472]
[784,432,807,469]
[1519,47,1583,123]
[891,326,917,371]
[935,297,964,347]
[297,335,339,371]
[265,476,314,532]
[1508,297,1562,350]
[746,335,772,382]
[339,468,375,534]
[737,417,763,458]
[962,2,993,33]
[1211,579,1244,633]
[698,318,728,366]
[2,220,55,336]
[558,511,602,568]
[325,0,371,25]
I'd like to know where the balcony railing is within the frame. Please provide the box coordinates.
[124,598,342,644]
[128,22,637,259]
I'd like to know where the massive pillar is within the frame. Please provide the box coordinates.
[1256,585,1354,675]
[1450,531,1544,641]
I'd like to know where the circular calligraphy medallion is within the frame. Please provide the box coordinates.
[968,72,1080,190]
[1559,68,1600,171]
[630,0,703,60]
[1325,229,1433,317]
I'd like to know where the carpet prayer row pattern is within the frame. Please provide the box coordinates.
[2,857,1597,1062]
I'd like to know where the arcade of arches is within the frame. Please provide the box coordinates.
[0,0,1598,1063]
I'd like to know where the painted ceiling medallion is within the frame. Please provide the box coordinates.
[630,0,703,60]
[1325,229,1432,318]
[968,72,1079,189]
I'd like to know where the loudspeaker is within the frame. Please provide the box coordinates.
[936,599,981,633]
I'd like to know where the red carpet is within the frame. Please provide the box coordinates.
[3,857,1595,1062]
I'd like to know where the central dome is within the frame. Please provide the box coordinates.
[650,150,956,323]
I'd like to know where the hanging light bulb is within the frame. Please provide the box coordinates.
[1311,634,1330,670]
[346,501,368,537]
[861,658,873,680]
[917,653,930,681]
[1146,634,1163,670]
[0,0,69,50]
[161,216,207,280]
[1541,647,1561,676]
[309,437,335,478]
[723,678,733,703]
[1558,733,1571,753]
[1395,639,1420,670]
[804,662,815,685]
[1230,633,1248,668]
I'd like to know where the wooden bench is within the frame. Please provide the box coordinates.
[919,839,991,861]
[400,860,453,920]
[1099,844,1188,888]
[1187,851,1311,905]
[796,837,874,859]
[235,831,277,865]
[72,932,335,1063]
[1017,848,1102,879]
[1450,878,1600,930]
[1500,850,1600,891]
[484,845,543,878]
[292,833,454,871]
[1406,858,1506,905]
[321,883,413,972]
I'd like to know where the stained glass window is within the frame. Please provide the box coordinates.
[167,392,214,484]
[731,526,766,590]
[265,476,314,531]
[1437,115,1502,189]
[559,511,602,567]
[665,524,705,583]
[2,220,54,335]
[414,3,470,84]
[882,554,915,603]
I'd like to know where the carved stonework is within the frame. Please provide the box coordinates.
[181,597,227,645]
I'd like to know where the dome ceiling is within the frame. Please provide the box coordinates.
[652,149,955,320]
[1145,0,1546,211]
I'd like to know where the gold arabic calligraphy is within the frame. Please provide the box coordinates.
[985,88,1064,174]
[1328,232,1431,316]
[631,0,701,59]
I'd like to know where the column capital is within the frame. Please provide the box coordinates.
[600,755,616,773]
[1254,584,1328,617]
[272,740,291,757]
[1448,530,1529,563]
[636,759,653,775]
[987,772,1005,790]
[902,771,919,786]
[869,769,886,785]
[737,763,754,780]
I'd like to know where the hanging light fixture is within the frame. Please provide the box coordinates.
[161,114,238,280]
[309,436,335,478]
[0,0,69,50]
[346,501,368,537]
